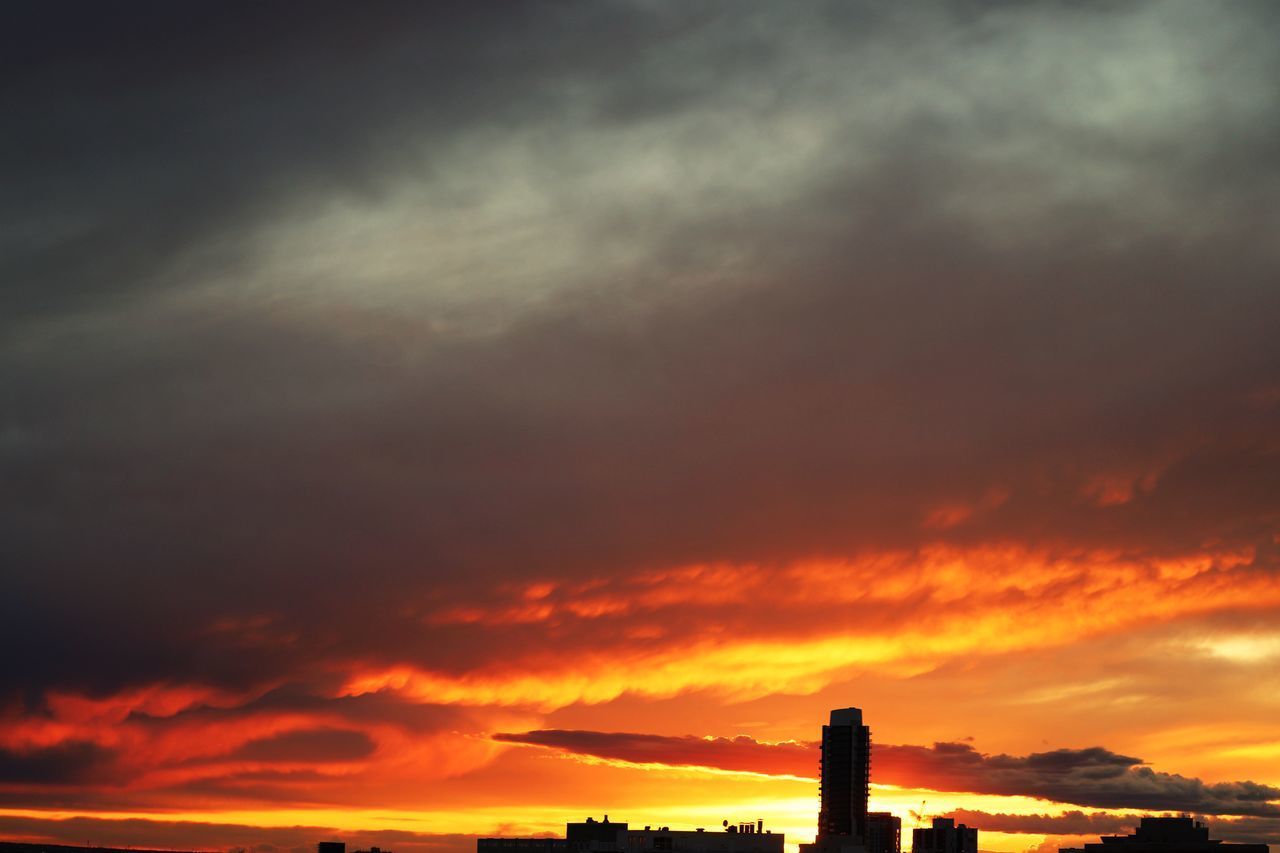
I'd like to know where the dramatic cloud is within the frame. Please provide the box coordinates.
[4,0,1280,717]
[2,1,1279,850]
[0,743,117,786]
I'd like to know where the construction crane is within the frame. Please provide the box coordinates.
[908,800,928,828]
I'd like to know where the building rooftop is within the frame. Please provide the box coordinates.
[829,708,863,727]
[1078,817,1266,853]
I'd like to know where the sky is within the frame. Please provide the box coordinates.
[2,2,1279,853]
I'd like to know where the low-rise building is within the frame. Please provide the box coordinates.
[1068,817,1266,853]
[866,813,901,853]
[911,818,976,853]
[480,817,783,853]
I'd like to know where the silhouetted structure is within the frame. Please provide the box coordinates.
[800,708,875,853]
[568,817,629,848]
[478,816,782,853]
[318,842,346,853]
[911,818,976,853]
[1065,817,1266,853]
[819,708,872,842]
[865,813,901,853]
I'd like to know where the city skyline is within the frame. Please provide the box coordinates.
[2,707,1271,853]
[3,3,1279,853]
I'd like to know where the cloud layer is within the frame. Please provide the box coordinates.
[2,1,1279,850]
[493,730,1280,818]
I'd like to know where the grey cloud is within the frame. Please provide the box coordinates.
[0,1,716,323]
[0,741,118,786]
[2,0,1279,710]
[876,742,1280,818]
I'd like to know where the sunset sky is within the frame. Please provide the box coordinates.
[2,3,1279,853]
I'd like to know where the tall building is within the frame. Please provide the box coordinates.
[911,818,976,853]
[865,813,901,853]
[818,707,872,842]
[1065,817,1266,853]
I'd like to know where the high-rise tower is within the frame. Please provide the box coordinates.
[817,708,871,841]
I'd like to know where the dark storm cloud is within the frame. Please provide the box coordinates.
[2,0,1280,720]
[0,741,117,785]
[495,731,1280,818]
[0,0,702,323]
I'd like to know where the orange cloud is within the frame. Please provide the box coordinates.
[343,545,1275,712]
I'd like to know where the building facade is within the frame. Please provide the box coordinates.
[818,708,872,842]
[865,813,901,853]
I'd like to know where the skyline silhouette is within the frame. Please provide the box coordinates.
[3,709,1271,853]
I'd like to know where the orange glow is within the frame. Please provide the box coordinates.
[7,544,1278,852]
[343,545,1276,712]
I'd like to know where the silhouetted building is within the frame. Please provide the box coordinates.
[800,835,869,853]
[866,813,901,853]
[480,817,783,853]
[319,842,346,853]
[568,817,631,848]
[1069,817,1266,853]
[819,707,872,841]
[627,824,781,853]
[911,818,976,853]
[800,708,875,853]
